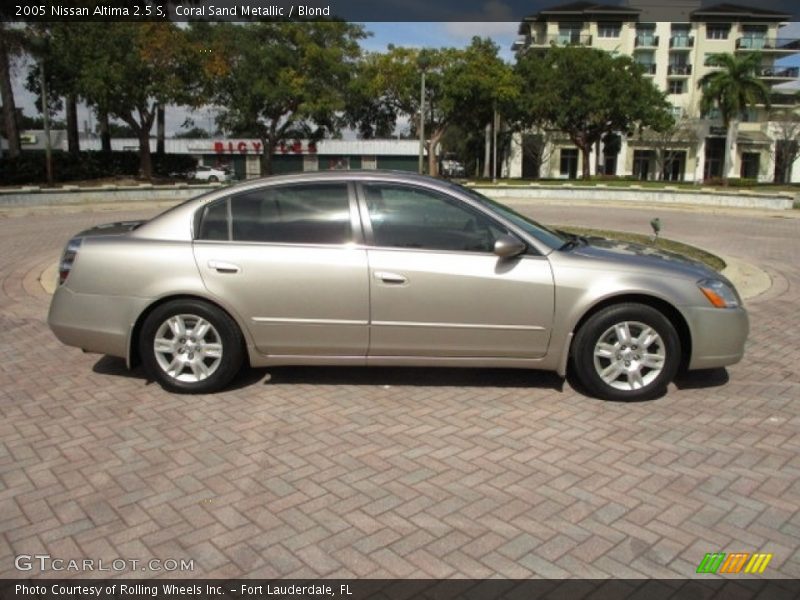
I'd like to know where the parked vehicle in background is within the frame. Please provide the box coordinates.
[48,171,748,401]
[441,154,466,178]
[189,165,232,183]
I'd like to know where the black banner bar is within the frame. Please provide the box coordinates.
[2,580,800,600]
[4,0,800,23]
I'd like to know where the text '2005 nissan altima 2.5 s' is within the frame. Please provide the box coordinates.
[48,171,748,401]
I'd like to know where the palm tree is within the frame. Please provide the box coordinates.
[698,52,771,183]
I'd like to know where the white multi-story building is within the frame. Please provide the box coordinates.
[509,1,800,182]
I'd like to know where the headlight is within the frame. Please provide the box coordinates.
[697,279,740,308]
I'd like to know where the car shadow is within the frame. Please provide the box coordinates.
[565,366,668,403]
[673,367,730,390]
[258,365,565,390]
[92,356,565,392]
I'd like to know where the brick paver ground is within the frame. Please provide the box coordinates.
[0,200,798,578]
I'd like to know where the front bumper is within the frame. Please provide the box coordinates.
[683,305,749,370]
[48,285,149,360]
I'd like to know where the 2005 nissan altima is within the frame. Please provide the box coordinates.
[48,171,748,400]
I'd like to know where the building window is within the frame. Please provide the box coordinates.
[361,155,377,170]
[740,107,758,122]
[740,152,760,179]
[327,157,350,170]
[303,155,319,172]
[559,148,579,178]
[598,22,621,38]
[668,80,685,94]
[706,24,731,40]
[634,52,656,74]
[633,150,655,180]
[557,23,583,45]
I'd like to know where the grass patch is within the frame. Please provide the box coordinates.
[467,178,800,194]
[555,225,726,272]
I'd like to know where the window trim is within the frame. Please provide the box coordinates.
[193,181,363,247]
[597,21,622,38]
[356,179,520,257]
[706,23,731,40]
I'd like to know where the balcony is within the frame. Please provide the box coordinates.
[736,37,800,52]
[668,64,692,77]
[755,93,800,107]
[669,35,694,49]
[756,66,800,81]
[529,34,593,47]
[634,34,659,48]
[636,63,657,75]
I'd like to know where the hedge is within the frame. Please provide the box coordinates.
[0,151,197,186]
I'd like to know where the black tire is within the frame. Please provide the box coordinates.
[139,299,244,394]
[208,175,219,183]
[571,303,680,401]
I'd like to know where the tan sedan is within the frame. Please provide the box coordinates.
[48,171,748,400]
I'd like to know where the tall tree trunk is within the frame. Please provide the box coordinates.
[580,145,591,179]
[0,27,21,158]
[156,104,165,155]
[722,118,737,184]
[98,107,111,152]
[260,138,273,175]
[133,124,153,179]
[66,93,79,155]
[428,127,446,177]
[483,123,491,178]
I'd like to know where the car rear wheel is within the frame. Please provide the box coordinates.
[208,175,219,183]
[571,303,680,401]
[140,299,244,393]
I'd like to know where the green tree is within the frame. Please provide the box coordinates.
[348,39,517,176]
[0,23,25,157]
[23,24,85,155]
[770,108,800,184]
[175,126,212,139]
[74,22,198,178]
[514,45,672,179]
[699,52,771,183]
[345,47,414,139]
[195,21,366,176]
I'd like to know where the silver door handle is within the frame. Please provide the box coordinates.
[374,271,407,284]
[208,260,240,273]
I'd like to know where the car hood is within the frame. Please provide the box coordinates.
[75,220,147,238]
[569,237,721,280]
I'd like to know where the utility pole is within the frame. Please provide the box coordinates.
[418,70,426,175]
[40,57,53,185]
[492,103,498,183]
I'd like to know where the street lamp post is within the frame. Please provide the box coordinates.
[492,103,498,183]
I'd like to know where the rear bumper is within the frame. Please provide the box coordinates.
[683,305,749,370]
[48,286,149,360]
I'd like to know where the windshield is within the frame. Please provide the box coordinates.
[448,182,568,250]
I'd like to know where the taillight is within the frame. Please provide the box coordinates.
[58,237,83,285]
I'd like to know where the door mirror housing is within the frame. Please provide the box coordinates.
[493,234,526,258]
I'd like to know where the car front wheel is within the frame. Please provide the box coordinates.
[571,303,680,401]
[139,300,244,394]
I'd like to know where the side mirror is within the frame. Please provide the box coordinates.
[493,234,526,258]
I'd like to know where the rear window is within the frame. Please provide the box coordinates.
[196,183,352,245]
